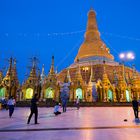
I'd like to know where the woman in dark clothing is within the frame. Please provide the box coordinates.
[27,93,39,124]
[132,97,139,119]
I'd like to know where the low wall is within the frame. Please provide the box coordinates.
[16,101,132,107]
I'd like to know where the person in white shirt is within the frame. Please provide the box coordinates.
[7,96,15,118]
[54,102,61,115]
[76,96,80,110]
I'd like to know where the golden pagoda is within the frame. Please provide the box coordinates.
[75,8,114,62]
[22,57,40,100]
[0,57,20,99]
[41,56,59,101]
[57,8,140,102]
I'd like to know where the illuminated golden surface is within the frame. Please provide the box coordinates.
[75,9,114,62]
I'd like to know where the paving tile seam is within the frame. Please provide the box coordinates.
[0,126,140,132]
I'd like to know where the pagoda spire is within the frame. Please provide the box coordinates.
[41,64,45,85]
[102,61,110,84]
[50,56,55,74]
[85,8,100,41]
[6,57,13,76]
[41,64,45,76]
[75,8,114,62]
[12,58,19,85]
[75,61,83,84]
[29,57,38,80]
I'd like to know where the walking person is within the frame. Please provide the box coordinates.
[132,97,139,119]
[54,102,61,115]
[76,96,80,110]
[7,96,15,118]
[27,93,39,124]
[61,96,68,112]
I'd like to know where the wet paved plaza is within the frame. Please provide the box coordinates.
[0,107,140,140]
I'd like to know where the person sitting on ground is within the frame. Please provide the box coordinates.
[132,97,139,119]
[54,102,61,116]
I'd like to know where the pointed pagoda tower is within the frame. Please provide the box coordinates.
[102,61,116,102]
[74,61,83,85]
[47,56,57,82]
[117,70,127,102]
[1,57,13,98]
[1,57,20,99]
[40,64,46,85]
[22,57,39,100]
[12,59,19,86]
[72,60,86,101]
[42,56,59,101]
[75,8,114,62]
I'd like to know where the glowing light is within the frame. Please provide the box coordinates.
[76,88,83,99]
[119,53,125,59]
[127,52,133,59]
[119,52,135,60]
[26,88,33,99]
[131,56,135,59]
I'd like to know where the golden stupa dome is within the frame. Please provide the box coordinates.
[75,8,114,62]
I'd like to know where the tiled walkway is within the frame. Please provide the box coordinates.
[0,107,140,140]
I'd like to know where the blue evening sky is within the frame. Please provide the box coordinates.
[0,0,140,82]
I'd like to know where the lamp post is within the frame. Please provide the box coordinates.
[119,52,135,102]
[119,52,135,62]
[119,52,135,79]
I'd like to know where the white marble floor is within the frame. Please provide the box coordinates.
[0,107,140,140]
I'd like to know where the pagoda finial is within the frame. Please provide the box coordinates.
[50,56,55,74]
[6,57,13,76]
[102,60,110,84]
[40,64,45,85]
[42,64,45,75]
[13,58,17,69]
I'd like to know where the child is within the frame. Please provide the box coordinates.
[54,102,61,115]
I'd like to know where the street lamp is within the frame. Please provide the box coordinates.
[119,53,125,59]
[119,52,135,81]
[119,52,135,61]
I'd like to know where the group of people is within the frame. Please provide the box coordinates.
[54,96,80,116]
[3,94,140,124]
[27,94,80,124]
